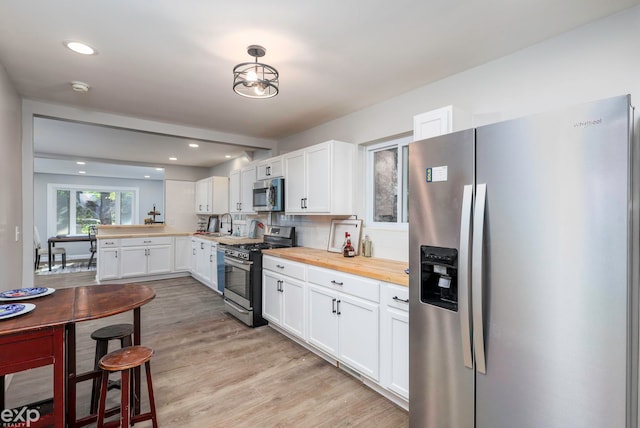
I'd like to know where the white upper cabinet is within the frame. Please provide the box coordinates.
[229,164,257,214]
[413,105,470,141]
[256,156,283,180]
[195,176,229,214]
[283,140,354,214]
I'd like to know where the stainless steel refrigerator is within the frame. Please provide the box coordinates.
[408,95,638,428]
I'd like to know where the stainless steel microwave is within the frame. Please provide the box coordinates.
[253,178,284,212]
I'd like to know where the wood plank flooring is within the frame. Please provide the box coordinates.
[6,272,409,427]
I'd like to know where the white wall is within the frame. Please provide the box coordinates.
[0,63,22,290]
[274,5,640,262]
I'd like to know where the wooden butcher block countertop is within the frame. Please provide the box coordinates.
[262,247,409,287]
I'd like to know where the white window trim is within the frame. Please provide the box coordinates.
[47,183,139,236]
[365,135,411,230]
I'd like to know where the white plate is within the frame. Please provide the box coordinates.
[0,303,36,320]
[0,287,55,301]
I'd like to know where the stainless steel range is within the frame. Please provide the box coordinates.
[222,226,295,327]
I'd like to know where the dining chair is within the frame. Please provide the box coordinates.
[88,225,97,269]
[34,226,66,270]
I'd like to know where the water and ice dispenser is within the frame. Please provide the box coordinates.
[420,246,458,311]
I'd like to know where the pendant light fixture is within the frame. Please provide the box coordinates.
[233,45,279,99]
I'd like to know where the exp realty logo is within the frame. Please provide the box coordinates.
[1,407,41,427]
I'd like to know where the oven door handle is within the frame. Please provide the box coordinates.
[224,257,253,271]
[225,298,250,314]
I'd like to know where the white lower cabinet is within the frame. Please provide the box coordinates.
[307,266,380,381]
[191,237,219,292]
[263,256,408,406]
[97,239,121,280]
[262,256,307,339]
[120,237,173,278]
[263,270,306,338]
[381,283,409,400]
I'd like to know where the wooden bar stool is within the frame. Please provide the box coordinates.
[90,324,134,414]
[96,345,158,428]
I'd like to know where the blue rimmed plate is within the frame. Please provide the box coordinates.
[0,287,55,301]
[0,303,36,320]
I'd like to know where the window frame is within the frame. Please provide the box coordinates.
[46,183,139,236]
[365,135,412,229]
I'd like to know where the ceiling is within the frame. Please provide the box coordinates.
[1,0,639,174]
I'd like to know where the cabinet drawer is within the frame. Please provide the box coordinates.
[263,256,306,281]
[120,236,173,247]
[308,266,379,303]
[98,239,120,247]
[384,283,409,311]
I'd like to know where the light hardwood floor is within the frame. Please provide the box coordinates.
[6,272,409,427]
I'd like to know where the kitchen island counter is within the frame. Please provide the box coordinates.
[262,247,409,286]
[97,224,191,239]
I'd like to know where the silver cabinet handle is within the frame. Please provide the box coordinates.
[336,299,341,315]
[144,240,151,244]
[115,250,117,259]
[193,248,196,255]
[472,183,488,375]
[332,298,336,313]
[459,184,473,370]
[330,280,343,286]
[201,242,205,249]
[300,199,304,209]
[276,264,285,269]
[392,296,409,303]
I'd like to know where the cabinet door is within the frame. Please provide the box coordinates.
[174,237,191,272]
[120,246,148,278]
[195,240,212,283]
[256,161,270,181]
[282,277,306,339]
[413,106,452,141]
[190,240,197,274]
[269,157,283,178]
[229,169,241,213]
[240,166,256,213]
[386,308,409,398]
[262,271,282,325]
[98,248,120,280]
[338,293,380,381]
[284,151,306,213]
[147,244,172,275]
[305,144,331,212]
[307,284,339,357]
[195,178,212,213]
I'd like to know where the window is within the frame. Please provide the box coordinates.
[366,136,411,227]
[48,184,139,235]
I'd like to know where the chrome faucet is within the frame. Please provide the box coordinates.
[219,213,233,235]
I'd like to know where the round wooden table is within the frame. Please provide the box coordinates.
[0,284,155,427]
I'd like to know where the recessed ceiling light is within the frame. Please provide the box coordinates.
[78,171,86,174]
[70,81,90,92]
[76,161,86,165]
[188,143,199,148]
[155,167,163,171]
[144,175,151,178]
[169,157,177,161]
[225,155,232,159]
[64,41,96,55]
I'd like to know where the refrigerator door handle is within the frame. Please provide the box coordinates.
[459,184,474,369]
[472,183,487,374]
